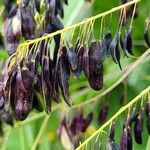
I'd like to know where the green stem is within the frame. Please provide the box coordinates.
[19,127,25,150]
[76,86,150,150]
[31,115,50,150]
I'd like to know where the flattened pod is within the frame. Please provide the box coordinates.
[57,46,70,106]
[82,43,90,79]
[20,5,35,39]
[99,105,108,124]
[89,41,103,90]
[109,122,115,141]
[109,35,118,64]
[14,68,34,120]
[146,114,150,134]
[144,22,150,48]
[42,56,52,113]
[120,128,128,150]
[125,28,134,55]
[119,34,128,58]
[134,115,143,144]
[127,127,132,150]
[115,36,122,70]
[101,32,112,57]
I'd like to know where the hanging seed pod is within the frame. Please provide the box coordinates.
[101,32,112,57]
[20,5,35,40]
[57,46,71,106]
[127,127,132,150]
[124,28,134,55]
[14,68,34,120]
[42,56,52,114]
[120,128,128,150]
[144,19,150,48]
[146,114,150,135]
[119,34,128,58]
[3,5,21,55]
[99,104,109,124]
[89,41,103,90]
[76,45,84,77]
[82,43,90,79]
[109,35,118,64]
[115,35,122,70]
[134,110,144,144]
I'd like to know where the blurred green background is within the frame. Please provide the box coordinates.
[0,0,150,149]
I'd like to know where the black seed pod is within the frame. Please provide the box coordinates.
[109,35,118,64]
[119,34,128,58]
[20,5,35,40]
[99,105,108,124]
[35,0,40,12]
[134,112,143,144]
[124,28,134,55]
[89,41,103,90]
[14,68,34,120]
[82,43,90,79]
[57,46,71,106]
[115,36,122,70]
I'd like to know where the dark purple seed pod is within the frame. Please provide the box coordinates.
[76,45,84,77]
[82,43,90,79]
[119,34,128,58]
[146,114,150,135]
[14,68,34,120]
[144,21,150,48]
[127,127,132,150]
[20,5,35,40]
[134,114,143,144]
[67,47,79,72]
[101,32,112,57]
[124,28,134,56]
[120,128,128,150]
[57,46,71,106]
[3,5,21,55]
[0,85,4,112]
[89,41,103,90]
[109,35,118,64]
[99,105,108,124]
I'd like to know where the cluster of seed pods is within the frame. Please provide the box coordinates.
[0,0,136,125]
[58,111,93,149]
[106,100,150,150]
